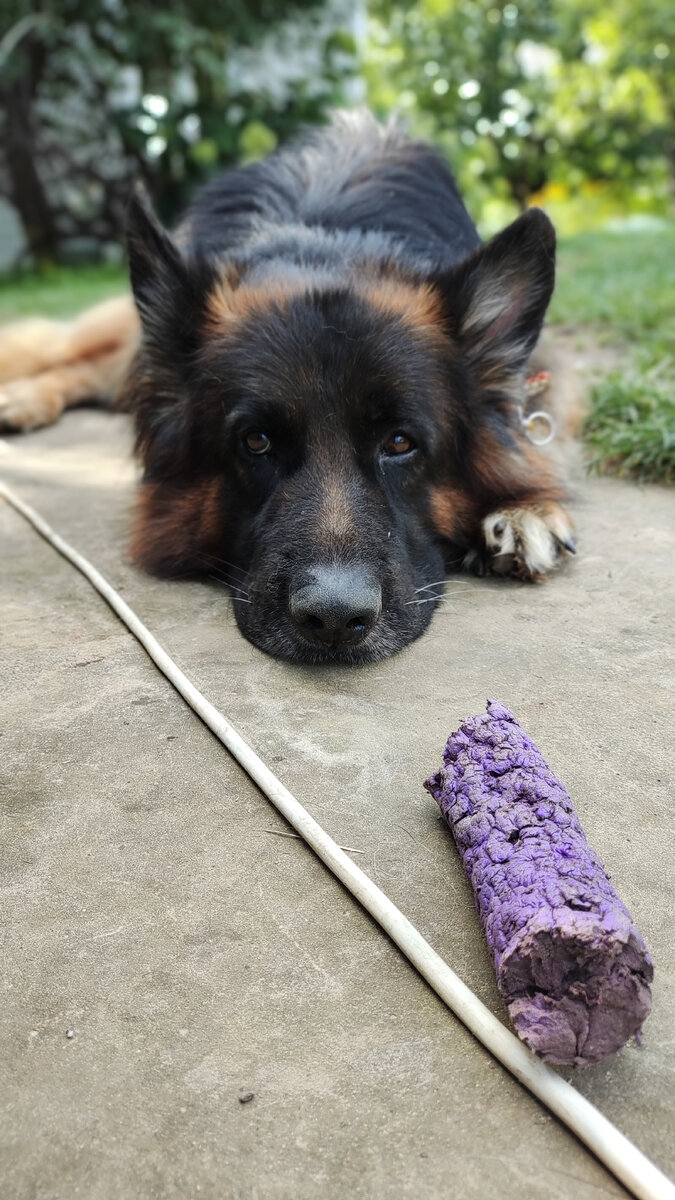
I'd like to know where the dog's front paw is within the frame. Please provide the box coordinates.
[466,503,576,581]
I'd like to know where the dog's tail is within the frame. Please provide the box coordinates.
[0,294,140,433]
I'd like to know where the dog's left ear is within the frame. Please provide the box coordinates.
[126,186,214,355]
[436,208,556,397]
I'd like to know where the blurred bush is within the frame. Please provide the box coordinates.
[0,0,358,264]
[0,0,672,264]
[366,0,675,233]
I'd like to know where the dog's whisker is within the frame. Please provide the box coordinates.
[192,549,246,567]
[412,579,478,595]
[207,573,250,596]
[413,580,451,593]
[193,551,250,581]
[207,577,252,602]
[405,588,481,605]
[205,568,249,589]
[222,586,251,598]
[434,589,482,603]
[192,552,252,593]
[204,569,251,595]
[207,559,251,582]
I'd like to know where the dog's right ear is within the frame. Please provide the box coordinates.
[125,187,211,354]
[434,208,556,403]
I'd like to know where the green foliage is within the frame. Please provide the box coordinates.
[0,0,357,262]
[238,120,279,162]
[3,0,673,260]
[367,0,558,207]
[366,0,675,222]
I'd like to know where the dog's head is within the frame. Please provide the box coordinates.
[124,192,557,664]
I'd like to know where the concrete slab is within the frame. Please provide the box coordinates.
[1,410,673,1200]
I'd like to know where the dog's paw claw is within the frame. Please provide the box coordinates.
[471,503,576,581]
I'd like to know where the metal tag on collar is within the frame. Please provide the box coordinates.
[516,404,557,447]
[519,370,556,446]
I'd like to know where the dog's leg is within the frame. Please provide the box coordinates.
[0,343,136,432]
[0,318,74,384]
[0,295,139,432]
[458,413,577,582]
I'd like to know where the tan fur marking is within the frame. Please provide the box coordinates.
[429,485,477,540]
[471,428,567,506]
[130,476,225,575]
[316,474,359,548]
[205,270,446,345]
[205,277,302,329]
[357,279,445,337]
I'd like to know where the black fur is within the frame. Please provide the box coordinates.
[183,113,481,267]
[125,113,562,665]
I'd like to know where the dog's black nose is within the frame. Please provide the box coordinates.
[289,567,382,647]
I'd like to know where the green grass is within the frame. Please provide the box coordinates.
[550,225,675,484]
[1,226,673,482]
[0,263,126,321]
[550,226,675,351]
[582,370,675,484]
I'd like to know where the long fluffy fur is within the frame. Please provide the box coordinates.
[0,113,577,664]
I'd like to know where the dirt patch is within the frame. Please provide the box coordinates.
[546,324,626,382]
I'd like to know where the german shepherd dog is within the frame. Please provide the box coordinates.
[0,113,576,665]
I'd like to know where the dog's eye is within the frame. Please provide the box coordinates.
[244,431,272,455]
[383,431,416,457]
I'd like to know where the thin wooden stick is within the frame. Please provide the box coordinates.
[2,478,673,1200]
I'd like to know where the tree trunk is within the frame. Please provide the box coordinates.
[2,30,60,262]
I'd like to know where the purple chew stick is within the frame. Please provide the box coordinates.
[424,700,653,1067]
